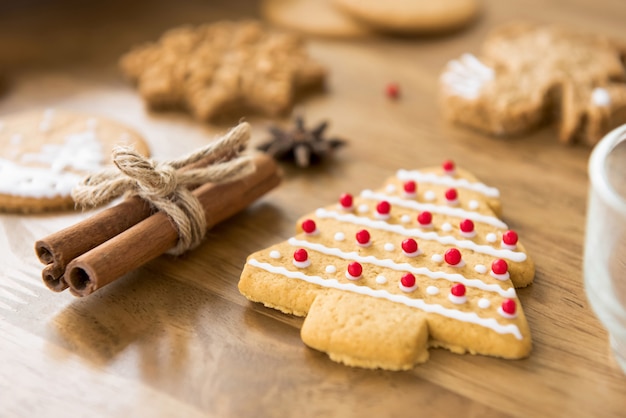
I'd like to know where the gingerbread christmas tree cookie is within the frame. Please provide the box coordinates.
[239,161,534,370]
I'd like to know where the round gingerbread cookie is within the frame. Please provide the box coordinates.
[332,0,480,34]
[261,0,372,38]
[0,109,150,213]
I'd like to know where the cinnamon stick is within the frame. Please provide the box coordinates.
[35,130,245,291]
[64,154,280,297]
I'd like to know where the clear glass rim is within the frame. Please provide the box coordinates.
[589,124,626,215]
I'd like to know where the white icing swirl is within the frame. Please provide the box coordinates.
[314,209,526,262]
[288,237,516,298]
[440,53,494,100]
[248,259,523,340]
[361,190,506,228]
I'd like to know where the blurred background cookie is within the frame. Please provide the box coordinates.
[120,20,327,122]
[332,0,480,34]
[261,0,372,39]
[0,109,149,213]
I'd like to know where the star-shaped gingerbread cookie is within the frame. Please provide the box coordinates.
[239,160,534,370]
[440,22,626,145]
[120,20,326,121]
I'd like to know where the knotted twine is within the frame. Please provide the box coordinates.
[71,122,255,255]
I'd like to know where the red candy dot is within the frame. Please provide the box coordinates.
[302,219,316,234]
[492,259,508,275]
[502,230,519,245]
[293,248,308,262]
[444,248,462,265]
[401,273,416,288]
[347,262,363,277]
[451,283,466,297]
[417,211,432,225]
[386,82,400,99]
[501,299,516,315]
[445,188,458,201]
[402,238,418,254]
[356,229,371,245]
[339,193,353,208]
[442,160,455,173]
[377,200,391,215]
[459,219,474,233]
[403,180,417,194]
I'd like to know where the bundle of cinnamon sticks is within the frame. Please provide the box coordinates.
[35,123,281,297]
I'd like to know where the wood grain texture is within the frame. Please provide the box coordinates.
[0,0,625,417]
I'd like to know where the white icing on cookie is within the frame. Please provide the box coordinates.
[334,232,346,242]
[361,190,507,228]
[423,190,436,201]
[591,87,611,107]
[384,243,395,252]
[478,298,491,309]
[468,199,480,210]
[325,265,337,274]
[288,237,516,298]
[474,264,487,274]
[440,53,494,100]
[486,233,497,243]
[269,250,281,259]
[441,222,453,232]
[314,209,526,262]
[400,214,411,223]
[396,169,500,197]
[357,204,369,213]
[376,275,387,284]
[248,259,523,340]
[426,286,439,295]
[431,254,443,263]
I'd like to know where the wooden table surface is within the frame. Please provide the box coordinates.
[1,0,625,417]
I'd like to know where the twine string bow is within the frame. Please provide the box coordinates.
[71,122,255,255]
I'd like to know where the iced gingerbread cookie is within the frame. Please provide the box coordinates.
[440,22,626,145]
[239,160,534,370]
[120,20,326,122]
[332,0,479,34]
[0,109,150,213]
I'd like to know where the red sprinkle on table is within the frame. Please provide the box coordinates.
[417,211,432,225]
[459,219,474,233]
[502,230,519,245]
[386,82,400,99]
[339,193,353,208]
[293,248,308,262]
[444,248,462,265]
[451,283,466,297]
[376,200,391,215]
[347,262,363,277]
[403,180,417,194]
[356,229,371,245]
[492,259,508,275]
[445,188,458,201]
[442,160,455,173]
[401,273,416,287]
[401,238,418,254]
[302,219,316,234]
[501,299,516,315]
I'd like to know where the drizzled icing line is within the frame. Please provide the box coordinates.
[396,169,500,197]
[361,189,507,229]
[248,259,523,340]
[315,208,527,262]
[288,237,516,298]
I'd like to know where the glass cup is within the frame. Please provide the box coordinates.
[584,124,626,374]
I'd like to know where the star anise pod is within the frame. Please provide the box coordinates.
[257,116,346,167]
